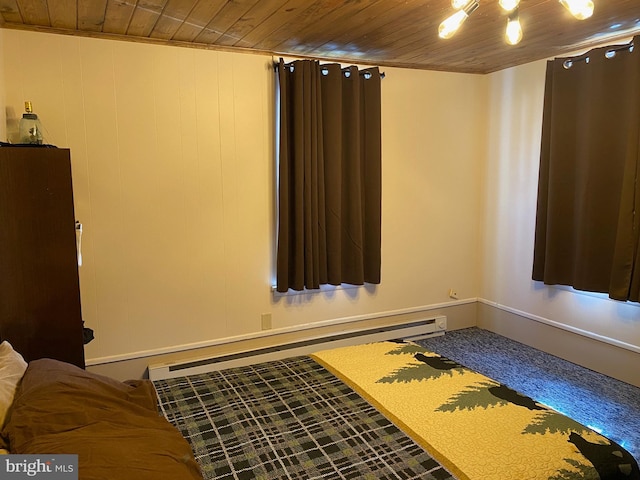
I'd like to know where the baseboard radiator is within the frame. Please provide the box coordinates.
[148,315,447,381]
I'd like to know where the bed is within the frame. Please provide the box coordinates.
[1,338,638,480]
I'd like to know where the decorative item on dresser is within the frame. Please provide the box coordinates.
[0,146,85,368]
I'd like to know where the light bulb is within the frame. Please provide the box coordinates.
[499,0,520,12]
[451,0,471,9]
[439,10,469,39]
[438,1,478,39]
[505,14,523,45]
[559,0,594,20]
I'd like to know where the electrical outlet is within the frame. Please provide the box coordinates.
[448,288,458,299]
[261,313,272,330]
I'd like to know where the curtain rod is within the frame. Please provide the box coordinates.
[562,37,635,69]
[273,61,385,78]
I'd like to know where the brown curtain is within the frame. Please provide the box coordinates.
[276,59,382,293]
[533,36,640,301]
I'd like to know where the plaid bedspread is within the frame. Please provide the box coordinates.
[154,356,456,480]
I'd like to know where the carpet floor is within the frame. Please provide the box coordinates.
[415,327,640,463]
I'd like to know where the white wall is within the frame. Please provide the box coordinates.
[1,29,484,365]
[480,59,640,353]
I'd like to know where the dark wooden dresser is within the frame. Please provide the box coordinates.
[0,147,85,368]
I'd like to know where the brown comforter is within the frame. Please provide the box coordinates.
[2,359,202,480]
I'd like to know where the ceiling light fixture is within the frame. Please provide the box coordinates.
[438,1,480,39]
[498,0,520,12]
[439,0,595,44]
[559,0,594,20]
[505,9,523,45]
[451,0,472,9]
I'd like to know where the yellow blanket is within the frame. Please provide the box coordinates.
[312,341,637,480]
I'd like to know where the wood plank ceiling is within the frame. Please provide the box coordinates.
[0,0,638,74]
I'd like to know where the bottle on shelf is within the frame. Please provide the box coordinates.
[18,101,44,145]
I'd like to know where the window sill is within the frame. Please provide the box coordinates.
[271,283,366,297]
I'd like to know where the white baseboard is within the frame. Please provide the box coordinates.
[477,300,640,388]
[85,298,639,387]
[86,302,476,381]
[477,298,640,354]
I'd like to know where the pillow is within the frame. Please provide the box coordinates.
[3,359,203,480]
[0,341,27,428]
